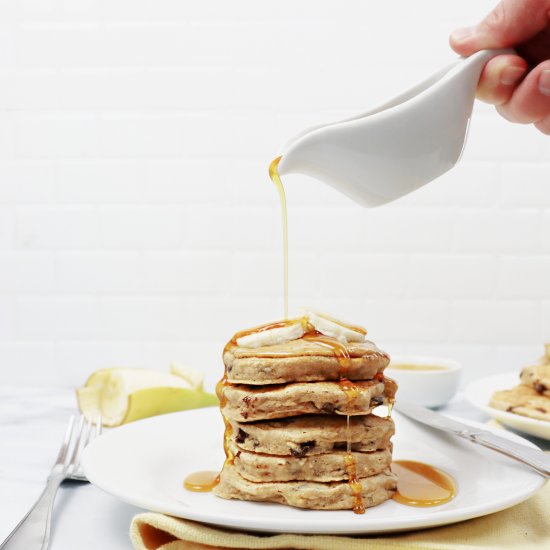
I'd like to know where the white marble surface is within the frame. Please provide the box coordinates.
[0,387,547,549]
[0,387,141,549]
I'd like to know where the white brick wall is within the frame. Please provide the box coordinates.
[0,1,548,389]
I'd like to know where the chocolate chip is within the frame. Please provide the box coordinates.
[242,396,251,405]
[372,396,384,406]
[235,428,248,444]
[535,383,547,394]
[321,403,336,413]
[290,441,316,457]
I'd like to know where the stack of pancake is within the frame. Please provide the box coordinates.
[214,314,397,512]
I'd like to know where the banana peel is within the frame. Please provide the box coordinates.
[170,362,205,391]
[122,386,218,424]
[76,366,218,427]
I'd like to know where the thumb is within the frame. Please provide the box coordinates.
[450,0,550,56]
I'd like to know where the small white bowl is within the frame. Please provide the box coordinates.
[386,355,462,408]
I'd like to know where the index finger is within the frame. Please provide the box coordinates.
[450,0,550,56]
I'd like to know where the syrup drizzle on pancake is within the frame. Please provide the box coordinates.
[302,332,361,400]
[302,330,365,514]
[375,371,397,417]
[344,415,365,513]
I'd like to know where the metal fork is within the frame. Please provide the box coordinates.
[0,415,102,550]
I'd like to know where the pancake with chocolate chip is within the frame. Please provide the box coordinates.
[220,379,386,422]
[224,338,389,385]
[490,384,550,422]
[231,442,392,482]
[229,413,394,456]
[214,463,397,510]
[520,365,550,397]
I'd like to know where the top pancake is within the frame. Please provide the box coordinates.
[224,338,390,385]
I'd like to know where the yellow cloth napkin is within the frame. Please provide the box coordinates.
[130,480,549,550]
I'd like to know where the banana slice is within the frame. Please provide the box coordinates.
[236,319,306,348]
[305,310,366,343]
[76,367,218,427]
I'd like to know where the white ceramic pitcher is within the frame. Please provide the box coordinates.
[277,49,513,207]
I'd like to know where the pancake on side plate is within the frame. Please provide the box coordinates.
[520,365,550,397]
[490,384,550,422]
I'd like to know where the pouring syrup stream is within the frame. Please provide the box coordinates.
[269,156,289,319]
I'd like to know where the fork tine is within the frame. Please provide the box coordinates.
[54,415,75,468]
[83,417,94,448]
[96,415,102,436]
[64,415,85,474]
[71,417,92,473]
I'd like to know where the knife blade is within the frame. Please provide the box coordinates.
[395,401,550,478]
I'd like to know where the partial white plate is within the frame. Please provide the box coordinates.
[82,408,545,535]
[465,373,550,441]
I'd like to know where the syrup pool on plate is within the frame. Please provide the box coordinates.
[183,471,220,493]
[392,460,456,507]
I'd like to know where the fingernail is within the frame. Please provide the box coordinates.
[451,27,474,43]
[539,70,550,96]
[500,66,526,86]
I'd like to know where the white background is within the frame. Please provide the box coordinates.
[0,0,549,389]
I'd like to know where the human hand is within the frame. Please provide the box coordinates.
[450,0,550,134]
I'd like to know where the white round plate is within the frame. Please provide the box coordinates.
[465,373,550,441]
[82,408,545,534]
